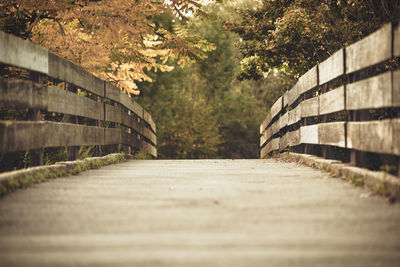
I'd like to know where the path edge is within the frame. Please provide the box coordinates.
[279,152,400,201]
[0,153,132,197]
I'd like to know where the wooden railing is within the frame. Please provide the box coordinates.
[0,31,157,166]
[260,23,400,176]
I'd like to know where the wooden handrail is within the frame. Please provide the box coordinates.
[0,31,157,162]
[260,22,400,175]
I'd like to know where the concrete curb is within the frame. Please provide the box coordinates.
[281,152,400,200]
[0,153,132,197]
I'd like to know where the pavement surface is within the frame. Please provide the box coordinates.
[0,159,399,267]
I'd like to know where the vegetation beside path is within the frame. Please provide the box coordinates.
[0,153,135,197]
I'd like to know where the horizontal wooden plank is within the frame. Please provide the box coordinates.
[319,48,344,85]
[260,131,268,147]
[300,124,318,144]
[48,87,104,121]
[270,120,281,138]
[105,82,121,103]
[122,112,142,134]
[48,53,104,97]
[104,83,157,133]
[78,124,108,146]
[319,86,345,115]
[261,96,284,133]
[280,133,289,151]
[119,93,144,119]
[0,120,153,154]
[288,129,301,147]
[301,97,319,118]
[262,137,280,157]
[298,65,318,95]
[144,110,156,133]
[0,32,157,144]
[142,140,157,158]
[105,104,124,125]
[115,110,156,146]
[346,72,392,110]
[270,96,283,121]
[149,115,157,133]
[284,82,300,107]
[394,70,400,107]
[265,127,273,142]
[260,145,267,159]
[347,119,399,155]
[395,23,400,57]
[287,105,301,126]
[121,131,141,150]
[318,122,346,147]
[105,80,154,131]
[104,128,123,146]
[280,129,300,151]
[0,78,48,110]
[0,78,104,121]
[0,31,106,97]
[393,120,400,156]
[346,23,392,73]
[260,113,272,134]
[270,138,280,152]
[0,31,48,74]
[283,91,289,108]
[0,121,117,154]
[143,127,157,146]
[279,112,289,130]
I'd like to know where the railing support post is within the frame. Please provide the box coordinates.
[127,110,132,155]
[349,110,369,167]
[96,96,103,157]
[398,110,400,177]
[29,72,44,167]
[111,102,121,153]
[397,157,400,177]
[66,84,79,161]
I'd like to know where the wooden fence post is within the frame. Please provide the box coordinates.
[127,110,132,155]
[347,72,368,167]
[66,83,79,161]
[397,110,400,177]
[113,103,121,153]
[138,116,143,153]
[142,109,145,152]
[96,95,103,157]
[29,72,44,166]
[321,84,335,159]
[349,110,370,167]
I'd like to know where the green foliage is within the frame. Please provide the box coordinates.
[134,150,153,160]
[226,0,400,78]
[78,146,95,160]
[44,147,67,165]
[380,164,397,175]
[351,177,365,187]
[137,1,296,159]
[139,70,222,158]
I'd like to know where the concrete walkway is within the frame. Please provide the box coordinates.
[0,159,399,267]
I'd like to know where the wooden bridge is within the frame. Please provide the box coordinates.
[0,24,400,266]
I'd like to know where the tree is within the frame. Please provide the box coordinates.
[0,0,215,94]
[137,1,272,159]
[137,65,221,159]
[226,0,400,78]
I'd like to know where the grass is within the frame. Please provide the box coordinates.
[0,153,131,198]
[133,150,152,160]
[280,152,399,200]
